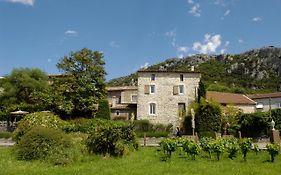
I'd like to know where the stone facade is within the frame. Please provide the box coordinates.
[137,71,201,128]
[107,86,137,120]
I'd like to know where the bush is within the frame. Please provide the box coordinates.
[134,120,172,137]
[0,131,12,139]
[95,99,111,120]
[13,112,68,141]
[266,143,280,162]
[196,99,222,134]
[224,138,239,159]
[14,126,79,165]
[200,137,214,158]
[182,140,200,160]
[86,121,138,156]
[237,112,269,138]
[239,138,252,161]
[159,138,177,160]
[211,139,225,161]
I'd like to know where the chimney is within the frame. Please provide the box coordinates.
[191,66,194,72]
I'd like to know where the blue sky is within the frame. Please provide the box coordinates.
[0,0,281,80]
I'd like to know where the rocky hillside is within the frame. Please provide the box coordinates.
[107,47,281,93]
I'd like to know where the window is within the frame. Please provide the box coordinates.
[179,85,184,94]
[149,103,156,115]
[131,95,137,102]
[180,74,184,81]
[116,110,120,116]
[256,102,264,109]
[150,85,155,94]
[151,74,156,81]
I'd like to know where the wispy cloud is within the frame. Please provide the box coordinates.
[140,62,149,69]
[47,58,52,63]
[225,41,230,47]
[110,41,120,48]
[6,0,34,6]
[238,39,244,43]
[187,0,201,17]
[252,17,262,22]
[192,34,222,54]
[224,9,230,16]
[165,29,189,58]
[65,30,78,37]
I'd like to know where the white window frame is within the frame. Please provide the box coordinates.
[131,94,137,103]
[149,102,156,115]
[179,85,184,95]
[150,84,156,94]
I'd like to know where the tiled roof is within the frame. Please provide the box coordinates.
[107,86,138,91]
[206,91,256,105]
[247,92,281,99]
[137,70,200,74]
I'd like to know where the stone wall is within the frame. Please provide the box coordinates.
[137,72,201,128]
[121,90,138,104]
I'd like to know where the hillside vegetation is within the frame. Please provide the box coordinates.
[108,47,281,94]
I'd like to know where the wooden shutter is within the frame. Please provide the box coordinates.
[173,86,179,95]
[144,85,150,94]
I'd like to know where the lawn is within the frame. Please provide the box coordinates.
[0,147,280,175]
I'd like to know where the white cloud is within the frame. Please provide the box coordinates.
[252,17,262,22]
[187,0,194,4]
[192,34,222,54]
[110,41,120,48]
[225,41,230,47]
[238,39,244,43]
[140,62,149,69]
[165,29,177,47]
[177,46,189,53]
[224,10,230,16]
[6,0,34,6]
[65,30,78,37]
[220,49,226,54]
[47,58,52,63]
[189,3,201,17]
[165,29,189,58]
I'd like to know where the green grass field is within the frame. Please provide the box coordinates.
[0,147,280,175]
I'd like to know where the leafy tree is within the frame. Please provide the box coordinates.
[197,80,206,103]
[0,68,49,117]
[195,98,222,134]
[55,48,107,118]
[95,99,111,120]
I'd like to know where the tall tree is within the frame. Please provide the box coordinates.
[197,80,206,103]
[56,48,107,117]
[0,68,49,115]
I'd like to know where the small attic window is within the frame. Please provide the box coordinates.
[151,74,156,81]
[180,74,184,81]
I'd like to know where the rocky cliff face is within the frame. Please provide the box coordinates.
[108,47,281,93]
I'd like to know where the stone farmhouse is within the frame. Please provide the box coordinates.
[248,92,281,112]
[108,70,201,128]
[206,91,256,113]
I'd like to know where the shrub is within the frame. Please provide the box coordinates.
[266,143,280,162]
[86,122,138,157]
[253,143,260,155]
[13,112,68,141]
[200,137,214,158]
[134,120,172,137]
[95,99,111,120]
[196,99,222,134]
[237,112,269,137]
[224,138,239,159]
[211,139,225,161]
[239,138,252,161]
[0,131,12,139]
[182,140,200,160]
[159,138,177,160]
[14,126,79,165]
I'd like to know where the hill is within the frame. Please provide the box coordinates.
[107,46,281,94]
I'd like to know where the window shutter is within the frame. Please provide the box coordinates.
[144,85,150,94]
[173,86,179,95]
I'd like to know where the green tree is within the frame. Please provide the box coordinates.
[0,68,49,117]
[197,80,206,103]
[55,48,107,118]
[95,99,111,120]
[195,98,222,135]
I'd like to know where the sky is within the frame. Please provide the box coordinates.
[0,0,281,80]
